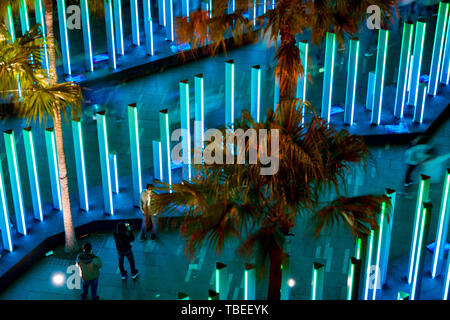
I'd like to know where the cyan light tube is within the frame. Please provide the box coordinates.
[44,128,62,212]
[71,118,89,212]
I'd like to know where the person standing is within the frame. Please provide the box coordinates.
[76,243,102,300]
[113,222,139,280]
[140,183,157,241]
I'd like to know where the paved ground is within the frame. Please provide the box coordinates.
[0,4,449,300]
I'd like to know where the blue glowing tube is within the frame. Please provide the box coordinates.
[104,0,117,69]
[194,74,205,164]
[225,60,235,128]
[215,262,228,300]
[152,140,162,181]
[113,0,125,55]
[244,264,256,300]
[128,104,142,207]
[413,82,427,124]
[81,0,94,72]
[366,71,375,111]
[109,152,119,194]
[311,262,325,300]
[96,111,114,215]
[180,80,192,181]
[71,118,89,212]
[321,32,336,123]
[394,22,414,119]
[251,65,261,123]
[56,0,71,75]
[428,1,449,96]
[0,158,13,252]
[441,12,450,85]
[344,38,359,126]
[45,128,62,212]
[432,168,450,278]
[166,0,174,41]
[297,40,309,124]
[23,127,43,222]
[130,0,140,45]
[370,28,389,126]
[158,0,166,26]
[159,109,172,187]
[143,2,154,56]
[380,189,396,285]
[407,19,427,108]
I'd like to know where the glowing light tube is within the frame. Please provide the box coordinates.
[346,257,361,300]
[71,118,89,212]
[113,0,124,55]
[80,0,94,72]
[23,127,43,222]
[152,140,162,181]
[19,0,30,35]
[244,264,256,300]
[182,0,189,18]
[274,75,280,109]
[158,0,166,26]
[109,152,119,194]
[372,202,387,300]
[208,289,219,300]
[366,72,375,111]
[407,19,427,108]
[4,130,27,235]
[394,22,414,119]
[321,32,336,123]
[408,175,430,284]
[432,168,450,278]
[344,38,359,126]
[380,189,396,285]
[143,2,154,56]
[371,28,389,126]
[130,0,140,45]
[159,109,172,187]
[215,262,228,300]
[311,262,325,300]
[441,11,450,85]
[428,1,449,95]
[414,82,427,124]
[225,60,235,128]
[56,0,71,75]
[280,254,291,300]
[104,0,117,69]
[443,250,450,299]
[165,0,174,41]
[96,111,114,215]
[0,159,13,252]
[45,128,62,212]
[34,0,49,75]
[250,0,257,27]
[297,40,309,125]
[363,230,375,300]
[251,65,261,122]
[180,80,192,181]
[177,292,189,300]
[6,4,16,42]
[194,74,205,164]
[397,292,410,300]
[128,104,142,207]
[410,202,432,300]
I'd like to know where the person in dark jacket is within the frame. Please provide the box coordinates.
[76,243,102,300]
[114,222,139,280]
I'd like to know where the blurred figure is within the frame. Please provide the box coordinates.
[76,243,102,300]
[114,222,139,280]
[404,136,433,187]
[140,183,157,241]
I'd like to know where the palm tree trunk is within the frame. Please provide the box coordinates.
[267,245,283,300]
[45,0,78,253]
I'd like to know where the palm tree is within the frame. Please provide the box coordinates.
[175,0,397,97]
[0,19,82,252]
[151,99,391,300]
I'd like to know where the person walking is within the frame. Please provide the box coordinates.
[140,183,157,241]
[76,243,102,300]
[404,136,433,187]
[113,222,139,280]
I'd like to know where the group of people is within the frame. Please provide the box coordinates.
[75,184,157,300]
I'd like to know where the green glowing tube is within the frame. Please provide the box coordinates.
[4,130,27,235]
[408,175,430,284]
[244,263,256,300]
[410,202,432,300]
[159,109,172,187]
[23,127,43,222]
[380,189,396,285]
[441,10,450,85]
[443,250,450,299]
[0,159,13,252]
[297,40,309,124]
[44,128,62,212]
[128,104,142,207]
[215,262,228,300]
[6,4,16,42]
[311,262,325,300]
[96,111,114,215]
[321,32,336,123]
[394,22,414,119]
[180,80,192,181]
[346,257,361,300]
[370,28,389,126]
[407,19,427,108]
[19,0,30,35]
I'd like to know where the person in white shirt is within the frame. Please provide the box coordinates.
[139,183,157,241]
